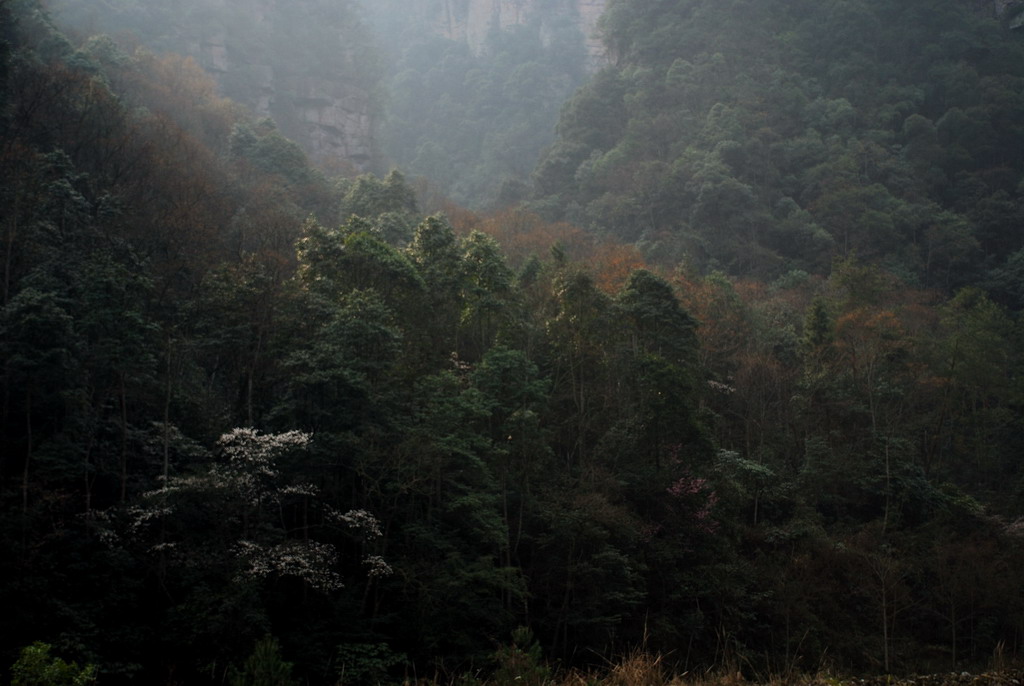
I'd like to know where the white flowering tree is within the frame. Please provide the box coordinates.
[111,427,389,594]
[96,427,392,676]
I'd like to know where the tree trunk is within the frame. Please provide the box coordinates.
[163,334,173,482]
[83,431,96,519]
[951,599,957,667]
[3,196,17,306]
[119,372,128,502]
[22,386,32,518]
[882,438,891,536]
[881,583,890,673]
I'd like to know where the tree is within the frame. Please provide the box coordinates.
[337,170,419,243]
[229,636,298,686]
[106,428,388,676]
[926,287,1016,485]
[613,269,702,464]
[851,533,912,674]
[459,230,516,360]
[544,266,613,473]
[295,217,424,309]
[471,346,552,607]
[10,642,96,686]
[405,215,465,365]
[278,289,402,433]
[0,286,77,518]
[76,252,159,503]
[490,626,551,686]
[617,269,697,363]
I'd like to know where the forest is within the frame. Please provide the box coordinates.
[1,0,1023,684]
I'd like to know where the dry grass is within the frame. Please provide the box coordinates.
[603,651,669,686]
[471,647,1024,686]
[535,651,759,686]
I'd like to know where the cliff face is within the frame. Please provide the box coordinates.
[183,0,377,168]
[575,0,610,66]
[969,0,1024,25]
[185,0,611,167]
[995,0,1024,26]
[378,0,609,67]
[455,0,607,65]
[55,0,607,168]
[51,0,380,168]
[193,30,374,167]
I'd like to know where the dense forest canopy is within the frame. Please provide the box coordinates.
[531,0,1024,295]
[1,0,1023,685]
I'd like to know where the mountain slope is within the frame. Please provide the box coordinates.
[48,0,384,168]
[530,0,1024,297]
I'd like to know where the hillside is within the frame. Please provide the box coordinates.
[47,0,384,168]
[45,0,611,208]
[1,0,1024,684]
[530,0,1024,299]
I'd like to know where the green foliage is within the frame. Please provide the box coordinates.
[616,269,697,362]
[295,217,425,304]
[4,0,1024,681]
[803,297,834,350]
[337,170,420,244]
[334,642,405,686]
[230,636,298,686]
[490,627,550,686]
[10,642,96,686]
[233,121,323,190]
[533,0,1024,283]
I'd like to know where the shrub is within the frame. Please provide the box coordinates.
[10,642,97,686]
[229,636,298,686]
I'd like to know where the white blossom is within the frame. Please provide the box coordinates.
[363,554,393,578]
[332,508,383,538]
[233,539,343,592]
[279,484,319,497]
[99,426,388,592]
[125,504,173,537]
[214,428,312,505]
[707,380,735,394]
[218,428,310,468]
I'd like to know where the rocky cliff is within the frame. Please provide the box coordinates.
[54,0,607,169]
[191,30,375,168]
[50,0,380,169]
[183,0,378,169]
[433,0,608,66]
[997,0,1024,26]
[363,0,608,67]
[198,0,611,167]
[972,0,1024,25]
